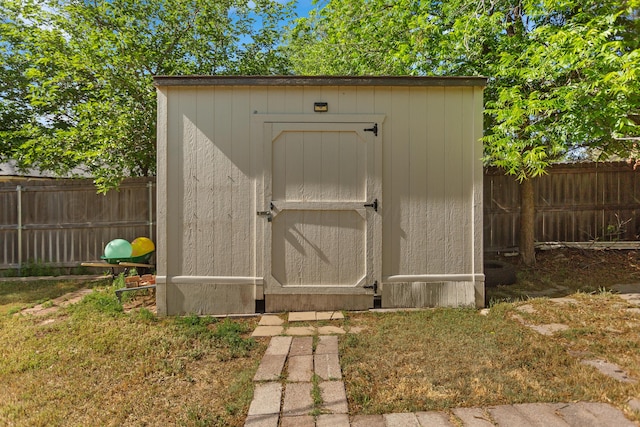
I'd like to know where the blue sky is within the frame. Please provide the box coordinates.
[295,0,318,18]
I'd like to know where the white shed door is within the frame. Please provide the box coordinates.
[262,122,380,295]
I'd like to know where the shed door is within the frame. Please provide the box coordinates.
[262,122,380,295]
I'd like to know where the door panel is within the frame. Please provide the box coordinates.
[263,121,380,295]
[271,210,366,287]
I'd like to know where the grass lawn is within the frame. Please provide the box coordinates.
[0,280,263,427]
[1,249,639,425]
[339,298,640,422]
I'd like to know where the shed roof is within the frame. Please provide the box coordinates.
[153,75,487,88]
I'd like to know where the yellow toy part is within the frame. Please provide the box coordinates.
[131,237,155,257]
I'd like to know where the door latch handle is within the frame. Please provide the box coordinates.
[257,211,272,222]
[364,199,378,212]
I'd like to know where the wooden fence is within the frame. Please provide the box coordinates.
[1,162,639,271]
[0,177,155,270]
[485,162,640,251]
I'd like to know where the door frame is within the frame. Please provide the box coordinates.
[252,114,384,296]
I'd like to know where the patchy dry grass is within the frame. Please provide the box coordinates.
[0,281,264,427]
[339,301,640,422]
[487,249,640,303]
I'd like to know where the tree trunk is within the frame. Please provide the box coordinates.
[519,177,536,266]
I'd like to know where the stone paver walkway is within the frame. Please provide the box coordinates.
[245,311,639,427]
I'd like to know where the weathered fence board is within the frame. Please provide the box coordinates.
[1,162,639,270]
[484,162,640,251]
[0,177,155,270]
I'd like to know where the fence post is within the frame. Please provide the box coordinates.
[148,181,153,241]
[16,185,22,273]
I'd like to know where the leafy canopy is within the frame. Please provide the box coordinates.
[287,0,640,180]
[0,0,294,191]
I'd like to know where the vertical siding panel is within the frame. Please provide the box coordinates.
[339,87,358,113]
[181,88,198,276]
[302,87,323,114]
[284,86,304,113]
[425,87,446,273]
[322,131,341,200]
[286,132,304,201]
[355,87,375,114]
[444,88,464,273]
[472,86,484,298]
[252,89,268,281]
[376,87,395,276]
[267,86,285,113]
[196,88,215,275]
[391,87,411,275]
[461,87,476,273]
[212,88,233,276]
[230,88,253,276]
[165,88,185,277]
[303,130,323,200]
[408,88,428,274]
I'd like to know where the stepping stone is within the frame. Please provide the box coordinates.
[581,359,637,383]
[286,326,316,336]
[287,356,313,382]
[489,405,540,426]
[247,382,282,416]
[254,336,292,381]
[252,326,284,337]
[259,315,284,326]
[280,415,315,427]
[314,353,342,380]
[384,413,420,427]
[516,304,537,313]
[317,326,346,335]
[558,402,637,427]
[628,398,640,412]
[282,382,314,416]
[316,311,335,321]
[351,415,385,427]
[316,335,339,354]
[452,408,494,427]
[244,414,279,427]
[320,381,348,414]
[254,354,287,382]
[289,312,316,322]
[528,323,570,336]
[415,411,455,426]
[289,337,313,356]
[265,336,292,356]
[315,311,344,321]
[511,403,569,426]
[348,326,365,334]
[549,297,578,305]
[316,414,349,427]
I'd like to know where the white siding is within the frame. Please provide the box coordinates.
[156,81,484,314]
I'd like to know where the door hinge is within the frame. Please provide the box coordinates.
[364,198,378,212]
[364,280,378,294]
[364,123,378,136]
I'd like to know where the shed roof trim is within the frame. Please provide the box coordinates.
[153,75,487,88]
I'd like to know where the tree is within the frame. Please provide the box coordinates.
[286,0,640,265]
[0,0,294,191]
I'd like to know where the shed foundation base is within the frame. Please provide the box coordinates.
[265,294,373,312]
[382,282,478,308]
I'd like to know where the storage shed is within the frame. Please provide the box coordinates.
[154,76,486,316]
